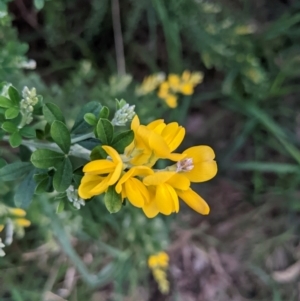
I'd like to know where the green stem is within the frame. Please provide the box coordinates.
[2,136,91,160]
[71,132,94,143]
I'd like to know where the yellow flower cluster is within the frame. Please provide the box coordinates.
[136,71,203,108]
[158,71,204,108]
[148,252,170,294]
[0,206,31,232]
[78,115,217,218]
[135,73,165,96]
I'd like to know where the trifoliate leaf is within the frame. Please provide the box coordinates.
[71,101,102,134]
[99,106,109,119]
[0,161,33,181]
[9,131,22,148]
[1,121,18,133]
[104,185,122,213]
[53,158,72,192]
[43,103,65,125]
[19,126,36,138]
[14,170,36,208]
[96,118,113,144]
[31,149,65,169]
[111,130,134,153]
[0,96,13,108]
[5,107,19,119]
[50,120,71,154]
[8,86,20,106]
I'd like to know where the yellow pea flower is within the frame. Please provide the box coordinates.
[7,208,26,217]
[143,172,191,217]
[148,252,170,294]
[125,116,185,167]
[136,73,165,96]
[0,224,4,232]
[78,145,123,199]
[14,218,31,227]
[178,145,218,182]
[115,166,154,208]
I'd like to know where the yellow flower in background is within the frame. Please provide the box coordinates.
[136,73,165,96]
[157,70,204,108]
[78,145,123,199]
[0,205,31,234]
[148,252,170,294]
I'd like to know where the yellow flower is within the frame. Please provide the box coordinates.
[125,115,185,167]
[178,145,218,182]
[148,251,169,269]
[148,252,170,294]
[8,208,26,217]
[143,172,191,217]
[115,166,154,208]
[157,71,204,108]
[14,218,31,227]
[165,94,178,108]
[0,224,4,232]
[142,145,217,218]
[78,145,123,199]
[136,73,165,96]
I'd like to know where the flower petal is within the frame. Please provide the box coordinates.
[149,133,171,157]
[108,162,123,185]
[143,200,159,218]
[168,127,185,152]
[185,161,217,182]
[183,145,216,163]
[177,188,210,215]
[143,172,175,186]
[102,145,122,164]
[155,184,178,215]
[89,174,112,195]
[147,119,164,130]
[116,166,154,193]
[166,152,186,162]
[131,115,140,131]
[167,174,190,190]
[83,160,115,174]
[125,178,149,208]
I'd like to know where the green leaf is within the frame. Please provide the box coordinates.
[19,126,36,138]
[99,106,109,119]
[0,158,6,168]
[104,185,122,213]
[9,131,22,148]
[111,130,134,153]
[84,113,97,126]
[1,121,18,133]
[5,107,19,119]
[14,170,36,208]
[90,145,107,160]
[53,158,73,192]
[43,103,65,125]
[71,101,102,134]
[96,118,114,144]
[0,96,13,108]
[50,120,71,153]
[0,161,33,181]
[31,149,65,169]
[35,177,52,194]
[34,0,44,10]
[8,86,20,106]
[56,200,65,213]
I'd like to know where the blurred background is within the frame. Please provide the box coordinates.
[1,0,300,300]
